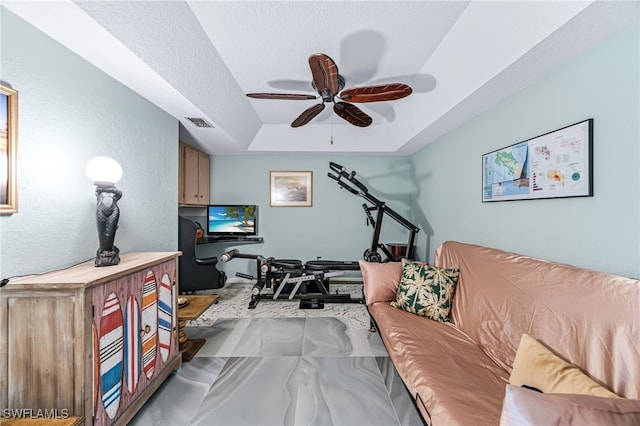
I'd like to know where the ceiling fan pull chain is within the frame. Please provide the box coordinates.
[330,114,334,145]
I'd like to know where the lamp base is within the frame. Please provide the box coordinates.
[95,246,120,267]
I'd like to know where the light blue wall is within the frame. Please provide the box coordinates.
[201,155,414,277]
[410,22,639,278]
[0,8,179,278]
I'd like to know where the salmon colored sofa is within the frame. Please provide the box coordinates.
[361,241,640,425]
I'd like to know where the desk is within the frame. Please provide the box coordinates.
[178,295,219,361]
[197,236,264,244]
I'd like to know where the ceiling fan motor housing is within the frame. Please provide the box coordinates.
[312,75,346,102]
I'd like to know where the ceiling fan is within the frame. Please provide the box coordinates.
[246,53,413,128]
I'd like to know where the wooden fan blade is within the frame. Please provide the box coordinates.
[291,103,325,127]
[333,102,372,127]
[339,83,412,103]
[247,93,318,100]
[309,54,339,99]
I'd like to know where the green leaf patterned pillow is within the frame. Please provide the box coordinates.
[390,258,460,322]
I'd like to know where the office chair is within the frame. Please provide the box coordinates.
[178,216,227,293]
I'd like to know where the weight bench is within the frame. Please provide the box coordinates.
[220,250,363,309]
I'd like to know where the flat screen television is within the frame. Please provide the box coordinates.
[207,204,258,237]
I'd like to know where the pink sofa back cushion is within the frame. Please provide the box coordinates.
[435,241,640,400]
[359,260,402,304]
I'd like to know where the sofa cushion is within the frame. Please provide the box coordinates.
[359,260,402,305]
[390,258,459,322]
[510,334,620,397]
[500,385,640,426]
[370,302,509,425]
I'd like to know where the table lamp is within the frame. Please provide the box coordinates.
[86,156,123,266]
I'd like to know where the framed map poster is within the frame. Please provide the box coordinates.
[482,119,593,202]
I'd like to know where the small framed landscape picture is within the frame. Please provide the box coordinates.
[270,171,313,207]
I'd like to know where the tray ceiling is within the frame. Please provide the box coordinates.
[4,1,638,155]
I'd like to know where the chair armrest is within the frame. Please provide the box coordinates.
[196,256,218,266]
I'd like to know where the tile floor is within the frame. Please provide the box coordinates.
[129,282,424,426]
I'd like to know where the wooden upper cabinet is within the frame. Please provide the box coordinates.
[197,153,210,204]
[179,142,210,206]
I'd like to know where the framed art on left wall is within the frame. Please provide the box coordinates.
[0,83,18,214]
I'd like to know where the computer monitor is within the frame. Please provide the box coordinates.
[206,205,258,236]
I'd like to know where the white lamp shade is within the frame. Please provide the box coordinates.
[86,156,122,184]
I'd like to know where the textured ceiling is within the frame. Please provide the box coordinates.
[4,1,639,155]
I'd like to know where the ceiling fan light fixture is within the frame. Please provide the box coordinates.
[246,53,411,128]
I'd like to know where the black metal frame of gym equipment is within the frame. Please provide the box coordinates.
[221,249,364,309]
[328,162,420,262]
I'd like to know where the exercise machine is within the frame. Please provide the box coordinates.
[328,162,420,262]
[217,162,419,308]
[221,249,363,309]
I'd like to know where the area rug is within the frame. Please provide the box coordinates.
[188,280,371,330]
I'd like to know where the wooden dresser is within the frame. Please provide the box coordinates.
[0,252,182,426]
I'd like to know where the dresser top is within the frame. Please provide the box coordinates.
[4,252,181,290]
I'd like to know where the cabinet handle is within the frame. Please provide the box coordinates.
[140,324,151,336]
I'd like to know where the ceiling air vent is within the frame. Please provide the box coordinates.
[185,117,214,128]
